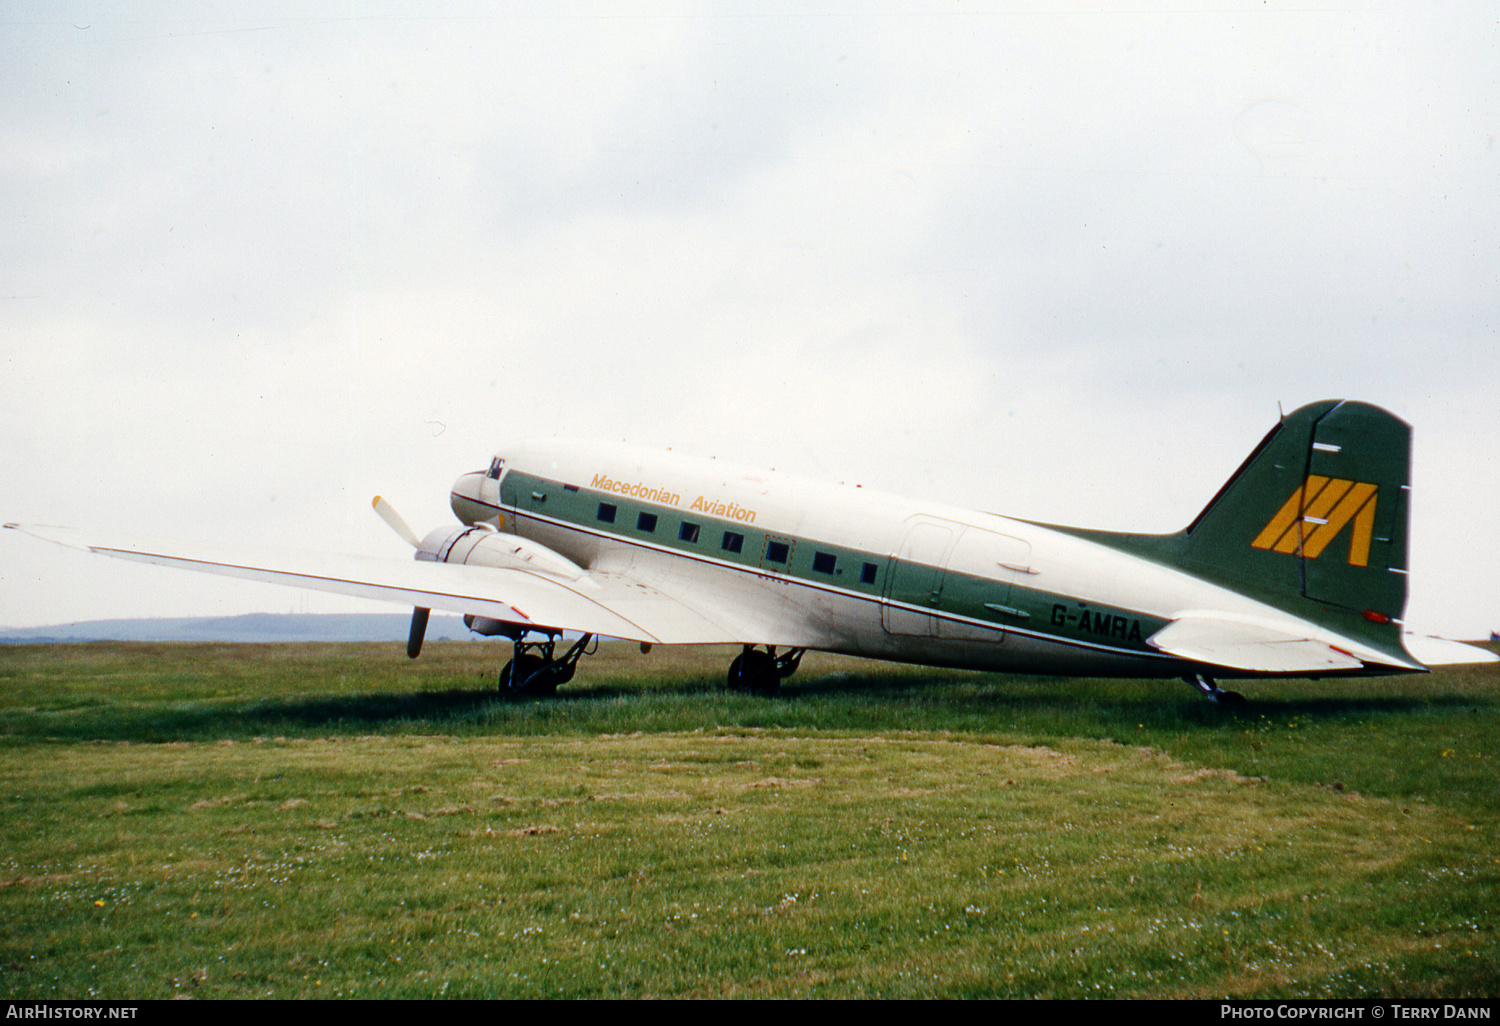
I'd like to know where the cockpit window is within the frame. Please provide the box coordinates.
[487,457,504,480]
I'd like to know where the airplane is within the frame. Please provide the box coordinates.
[6,399,1495,705]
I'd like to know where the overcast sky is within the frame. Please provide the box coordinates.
[2,1,1496,638]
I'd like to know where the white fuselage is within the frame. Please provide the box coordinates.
[447,440,1398,678]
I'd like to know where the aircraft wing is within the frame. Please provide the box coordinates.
[4,523,745,646]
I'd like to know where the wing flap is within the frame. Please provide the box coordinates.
[1147,615,1366,673]
[6,523,740,645]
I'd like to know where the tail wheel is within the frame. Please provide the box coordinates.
[1184,673,1247,708]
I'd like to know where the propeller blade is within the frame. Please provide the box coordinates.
[407,606,430,659]
[372,495,420,548]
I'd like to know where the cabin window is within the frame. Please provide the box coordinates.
[813,551,837,574]
[679,522,700,543]
[861,562,878,584]
[487,457,504,480]
[721,531,744,554]
[766,540,790,564]
[637,512,658,533]
[597,502,617,523]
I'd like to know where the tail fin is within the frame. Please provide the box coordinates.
[1052,400,1412,664]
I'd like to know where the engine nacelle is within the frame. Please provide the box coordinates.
[416,525,586,581]
[463,614,526,638]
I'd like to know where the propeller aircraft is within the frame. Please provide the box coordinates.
[8,399,1494,704]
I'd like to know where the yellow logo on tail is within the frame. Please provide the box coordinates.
[1252,476,1378,567]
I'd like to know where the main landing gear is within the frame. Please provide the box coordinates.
[1184,673,1246,707]
[500,633,595,697]
[726,645,805,695]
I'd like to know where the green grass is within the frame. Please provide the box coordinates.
[1,640,1496,998]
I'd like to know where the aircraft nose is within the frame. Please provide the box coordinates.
[450,470,498,525]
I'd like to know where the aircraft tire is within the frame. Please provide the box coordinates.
[727,650,779,695]
[500,655,557,697]
[726,653,747,690]
[1217,689,1247,708]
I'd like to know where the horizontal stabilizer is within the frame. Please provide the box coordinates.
[1402,632,1499,667]
[1147,615,1366,673]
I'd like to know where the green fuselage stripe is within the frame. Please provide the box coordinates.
[498,471,1167,659]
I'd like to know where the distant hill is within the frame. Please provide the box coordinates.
[0,613,473,644]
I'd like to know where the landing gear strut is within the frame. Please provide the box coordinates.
[1184,673,1246,707]
[500,633,595,697]
[727,645,805,695]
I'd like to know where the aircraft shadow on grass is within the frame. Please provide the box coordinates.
[786,671,1490,720]
[75,670,1490,740]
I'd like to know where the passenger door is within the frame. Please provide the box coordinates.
[881,519,956,636]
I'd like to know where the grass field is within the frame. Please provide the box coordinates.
[1,640,1496,999]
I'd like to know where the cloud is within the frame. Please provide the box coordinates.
[2,2,1496,638]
